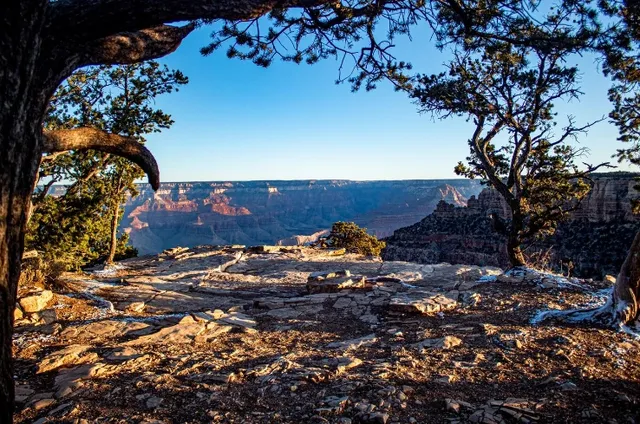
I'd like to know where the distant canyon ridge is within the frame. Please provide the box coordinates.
[383,172,640,278]
[120,180,483,254]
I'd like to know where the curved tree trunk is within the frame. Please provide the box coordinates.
[0,81,45,424]
[0,4,49,419]
[507,234,526,267]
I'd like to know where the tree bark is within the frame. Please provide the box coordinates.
[106,177,124,264]
[507,234,526,267]
[0,4,50,419]
[507,206,526,268]
[106,202,120,264]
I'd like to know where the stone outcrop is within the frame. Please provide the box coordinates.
[113,180,482,254]
[18,289,53,313]
[13,246,638,424]
[383,173,640,278]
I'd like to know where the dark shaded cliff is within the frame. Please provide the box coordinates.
[121,180,483,254]
[383,173,640,278]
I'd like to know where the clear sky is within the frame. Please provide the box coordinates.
[144,25,631,182]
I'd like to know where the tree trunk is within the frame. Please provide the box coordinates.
[0,81,45,424]
[507,207,526,268]
[0,4,50,420]
[106,203,120,264]
[106,177,124,264]
[507,237,526,267]
[611,229,640,325]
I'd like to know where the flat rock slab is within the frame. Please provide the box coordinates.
[388,290,458,315]
[54,363,111,398]
[60,320,156,343]
[415,336,463,350]
[38,344,98,374]
[123,311,256,346]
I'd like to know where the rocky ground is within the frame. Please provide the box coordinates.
[12,246,640,424]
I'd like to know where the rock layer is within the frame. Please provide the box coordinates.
[383,173,640,278]
[114,180,482,254]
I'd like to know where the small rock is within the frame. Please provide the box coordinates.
[19,290,53,313]
[559,381,578,391]
[126,302,146,313]
[15,384,34,403]
[33,398,55,410]
[327,334,377,350]
[37,309,57,325]
[366,412,389,424]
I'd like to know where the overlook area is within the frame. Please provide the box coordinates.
[4,0,640,422]
[13,246,640,423]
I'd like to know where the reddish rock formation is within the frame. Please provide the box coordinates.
[383,173,640,278]
[120,180,482,254]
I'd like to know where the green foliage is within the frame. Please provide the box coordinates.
[599,1,640,212]
[27,62,187,270]
[410,5,608,266]
[326,221,386,256]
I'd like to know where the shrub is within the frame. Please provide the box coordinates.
[326,221,386,256]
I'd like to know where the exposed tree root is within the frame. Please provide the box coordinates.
[533,289,640,338]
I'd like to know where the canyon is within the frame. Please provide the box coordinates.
[383,172,640,278]
[121,180,482,254]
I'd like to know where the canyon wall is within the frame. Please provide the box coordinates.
[121,180,483,254]
[383,173,640,278]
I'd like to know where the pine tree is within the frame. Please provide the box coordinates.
[28,62,188,269]
[411,11,609,267]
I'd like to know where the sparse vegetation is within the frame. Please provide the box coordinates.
[27,62,187,271]
[325,221,386,257]
[411,6,608,267]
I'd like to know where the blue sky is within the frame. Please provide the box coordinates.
[144,25,631,182]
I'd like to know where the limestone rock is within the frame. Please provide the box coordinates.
[15,384,34,403]
[388,290,457,315]
[265,308,302,319]
[38,344,98,374]
[54,363,107,398]
[327,334,377,350]
[126,301,146,313]
[19,289,53,313]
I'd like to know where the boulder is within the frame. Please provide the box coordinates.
[19,289,53,313]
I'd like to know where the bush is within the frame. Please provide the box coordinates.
[326,221,386,256]
[19,256,65,290]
